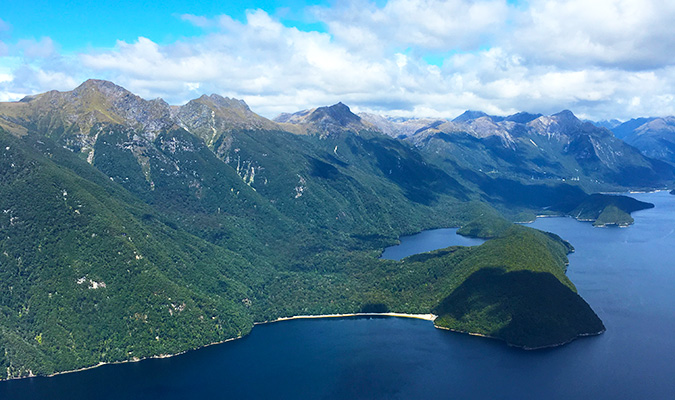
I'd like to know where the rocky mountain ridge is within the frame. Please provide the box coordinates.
[362,108,674,191]
[611,116,675,165]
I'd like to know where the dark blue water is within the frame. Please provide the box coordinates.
[380,228,484,260]
[2,192,674,399]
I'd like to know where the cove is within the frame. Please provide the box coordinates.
[2,192,674,399]
[380,227,485,260]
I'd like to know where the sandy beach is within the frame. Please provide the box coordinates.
[260,312,437,324]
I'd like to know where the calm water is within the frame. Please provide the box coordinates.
[380,227,484,260]
[2,192,674,399]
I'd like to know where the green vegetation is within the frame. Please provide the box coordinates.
[0,130,255,378]
[435,268,604,349]
[456,211,512,239]
[593,205,633,227]
[0,82,632,379]
[0,124,606,379]
[432,224,603,348]
[566,193,653,226]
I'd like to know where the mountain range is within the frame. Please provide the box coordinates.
[361,110,674,192]
[609,117,675,165]
[0,79,669,379]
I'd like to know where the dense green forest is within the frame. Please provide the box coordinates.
[0,81,657,379]
[0,124,605,379]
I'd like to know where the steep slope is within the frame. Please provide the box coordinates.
[433,224,604,349]
[0,129,258,378]
[0,79,174,157]
[612,117,675,165]
[176,97,479,240]
[405,110,675,191]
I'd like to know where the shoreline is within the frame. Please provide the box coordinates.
[434,325,606,350]
[38,335,244,380]
[5,312,605,381]
[5,313,436,382]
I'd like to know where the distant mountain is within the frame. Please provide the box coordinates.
[453,110,490,123]
[502,112,542,124]
[590,119,622,130]
[274,102,375,137]
[611,117,675,165]
[377,109,675,191]
[358,113,446,139]
[611,117,656,139]
[453,110,542,124]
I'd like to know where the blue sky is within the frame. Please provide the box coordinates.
[2,0,675,120]
[2,1,332,50]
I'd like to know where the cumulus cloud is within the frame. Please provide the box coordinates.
[508,0,675,70]
[80,10,400,112]
[318,0,509,53]
[2,0,675,121]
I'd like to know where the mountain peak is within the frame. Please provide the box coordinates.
[309,102,361,127]
[552,110,579,122]
[73,79,132,97]
[273,102,371,137]
[453,110,489,123]
[504,112,542,124]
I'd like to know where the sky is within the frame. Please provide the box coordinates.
[1,0,674,121]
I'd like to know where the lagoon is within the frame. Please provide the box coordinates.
[380,227,484,260]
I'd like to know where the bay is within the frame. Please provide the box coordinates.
[2,192,674,399]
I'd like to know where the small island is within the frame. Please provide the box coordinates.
[562,193,654,227]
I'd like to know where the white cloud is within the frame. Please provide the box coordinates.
[508,0,675,70]
[79,10,399,112]
[17,37,57,59]
[318,0,509,53]
[2,1,675,121]
[180,14,216,29]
